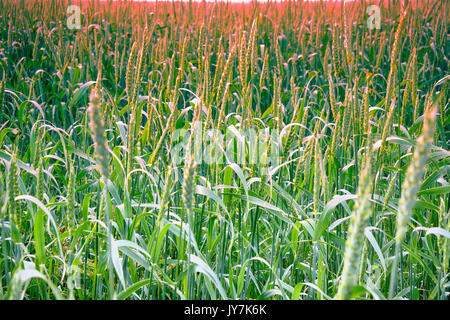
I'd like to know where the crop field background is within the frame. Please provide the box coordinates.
[0,0,448,300]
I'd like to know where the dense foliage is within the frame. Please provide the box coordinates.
[0,0,448,300]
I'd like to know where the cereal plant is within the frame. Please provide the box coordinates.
[0,0,448,300]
